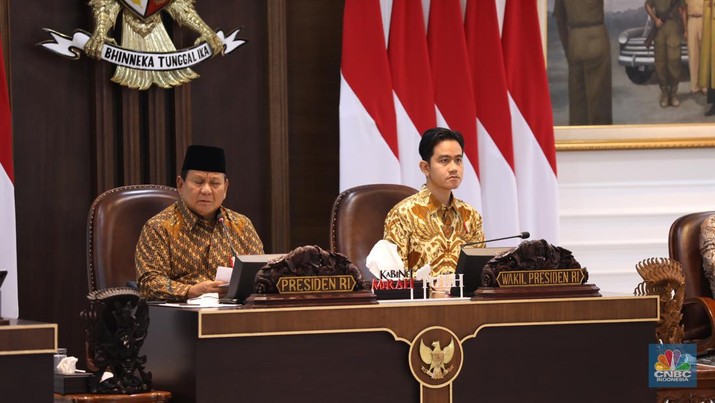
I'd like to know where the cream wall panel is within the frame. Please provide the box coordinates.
[557,147,715,294]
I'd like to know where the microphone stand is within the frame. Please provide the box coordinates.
[217,213,240,265]
[462,231,530,248]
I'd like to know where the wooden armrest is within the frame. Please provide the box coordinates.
[683,296,715,355]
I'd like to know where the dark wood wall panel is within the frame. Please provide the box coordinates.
[267,0,290,253]
[1,0,10,88]
[121,89,142,184]
[173,85,192,177]
[10,0,95,368]
[286,0,343,249]
[147,89,167,185]
[188,0,272,250]
[91,63,119,194]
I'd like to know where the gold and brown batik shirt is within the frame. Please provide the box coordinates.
[136,199,263,301]
[383,186,484,276]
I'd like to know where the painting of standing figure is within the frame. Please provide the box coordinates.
[547,0,715,125]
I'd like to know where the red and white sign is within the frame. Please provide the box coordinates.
[119,0,174,19]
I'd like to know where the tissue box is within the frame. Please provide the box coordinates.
[54,372,91,395]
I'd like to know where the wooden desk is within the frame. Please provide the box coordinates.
[143,296,659,403]
[53,390,171,402]
[0,319,57,402]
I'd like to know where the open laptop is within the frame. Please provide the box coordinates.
[220,254,284,304]
[451,247,512,296]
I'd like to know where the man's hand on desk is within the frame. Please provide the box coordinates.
[187,280,228,299]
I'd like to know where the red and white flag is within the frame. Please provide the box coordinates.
[339,0,559,243]
[465,0,520,245]
[503,0,559,243]
[427,0,481,211]
[0,35,18,318]
[388,0,436,190]
[339,0,400,190]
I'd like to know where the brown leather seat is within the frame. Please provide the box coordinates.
[83,185,177,399]
[87,185,179,292]
[330,184,417,279]
[668,211,715,354]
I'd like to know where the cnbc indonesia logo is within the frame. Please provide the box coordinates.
[650,345,696,387]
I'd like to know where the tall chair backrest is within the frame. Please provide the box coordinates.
[668,211,715,299]
[330,184,418,278]
[87,184,179,292]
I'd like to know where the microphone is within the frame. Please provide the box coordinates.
[461,231,530,248]
[217,212,240,265]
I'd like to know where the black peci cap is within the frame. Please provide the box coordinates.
[181,145,226,174]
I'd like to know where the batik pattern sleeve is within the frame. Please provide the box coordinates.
[700,215,715,295]
[384,206,411,270]
[135,221,191,301]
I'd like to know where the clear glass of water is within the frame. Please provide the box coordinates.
[53,348,67,373]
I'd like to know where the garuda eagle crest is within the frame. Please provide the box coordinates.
[419,338,455,379]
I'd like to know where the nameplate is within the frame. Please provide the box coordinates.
[496,268,585,287]
[276,275,356,294]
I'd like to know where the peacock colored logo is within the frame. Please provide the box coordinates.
[649,344,697,388]
[654,349,691,372]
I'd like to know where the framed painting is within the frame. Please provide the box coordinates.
[541,0,715,151]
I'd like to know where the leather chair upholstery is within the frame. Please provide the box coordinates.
[668,211,715,354]
[330,184,417,279]
[87,184,179,292]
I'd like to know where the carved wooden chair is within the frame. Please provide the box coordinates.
[668,211,715,354]
[87,184,179,292]
[330,184,417,280]
[74,185,178,401]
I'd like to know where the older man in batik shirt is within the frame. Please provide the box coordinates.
[384,128,484,276]
[136,145,263,301]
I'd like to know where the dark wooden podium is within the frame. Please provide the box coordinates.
[0,319,57,401]
[143,295,659,403]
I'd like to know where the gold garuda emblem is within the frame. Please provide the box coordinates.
[419,338,455,380]
[39,0,246,90]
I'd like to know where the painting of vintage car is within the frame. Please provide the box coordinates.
[618,17,689,84]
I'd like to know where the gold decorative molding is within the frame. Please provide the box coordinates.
[197,296,659,340]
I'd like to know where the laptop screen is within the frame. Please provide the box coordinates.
[222,254,284,303]
[452,247,512,296]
